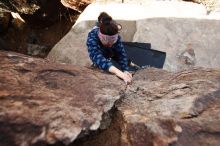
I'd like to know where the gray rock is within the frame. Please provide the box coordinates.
[76,68,220,146]
[133,18,220,71]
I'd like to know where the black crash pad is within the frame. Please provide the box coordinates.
[123,42,166,69]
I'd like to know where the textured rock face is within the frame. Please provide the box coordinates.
[0,0,91,14]
[76,68,220,146]
[48,2,220,71]
[117,68,220,146]
[0,51,125,146]
[133,18,220,71]
[0,0,40,14]
[1,50,220,146]
[61,0,92,12]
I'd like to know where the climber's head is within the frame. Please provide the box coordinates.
[98,12,122,47]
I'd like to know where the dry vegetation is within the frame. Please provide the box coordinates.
[186,0,219,12]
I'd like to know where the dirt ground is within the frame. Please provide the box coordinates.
[0,0,79,58]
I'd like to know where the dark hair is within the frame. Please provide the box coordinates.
[98,12,120,36]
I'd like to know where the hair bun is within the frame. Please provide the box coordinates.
[98,12,119,35]
[101,17,112,25]
[98,12,112,25]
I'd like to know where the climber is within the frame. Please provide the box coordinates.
[86,12,132,84]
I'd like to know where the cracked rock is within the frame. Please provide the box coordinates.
[0,50,125,146]
[76,68,220,146]
[117,68,220,146]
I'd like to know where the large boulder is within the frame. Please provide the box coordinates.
[75,68,220,146]
[47,2,220,71]
[1,50,220,146]
[117,68,220,146]
[0,50,125,146]
[133,18,220,71]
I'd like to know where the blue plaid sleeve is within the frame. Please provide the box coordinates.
[114,37,129,71]
[86,29,113,71]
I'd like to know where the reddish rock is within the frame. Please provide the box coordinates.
[75,68,220,146]
[0,51,125,146]
[1,50,220,146]
[117,68,220,146]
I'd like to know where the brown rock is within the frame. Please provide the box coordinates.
[1,50,220,146]
[75,68,220,146]
[117,68,220,146]
[0,50,125,146]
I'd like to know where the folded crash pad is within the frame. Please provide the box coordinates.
[123,42,166,69]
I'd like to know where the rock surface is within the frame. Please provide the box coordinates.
[0,0,91,14]
[1,50,220,146]
[0,51,125,146]
[61,0,92,12]
[0,0,40,14]
[118,68,220,146]
[48,2,220,71]
[76,68,220,146]
[133,18,220,71]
